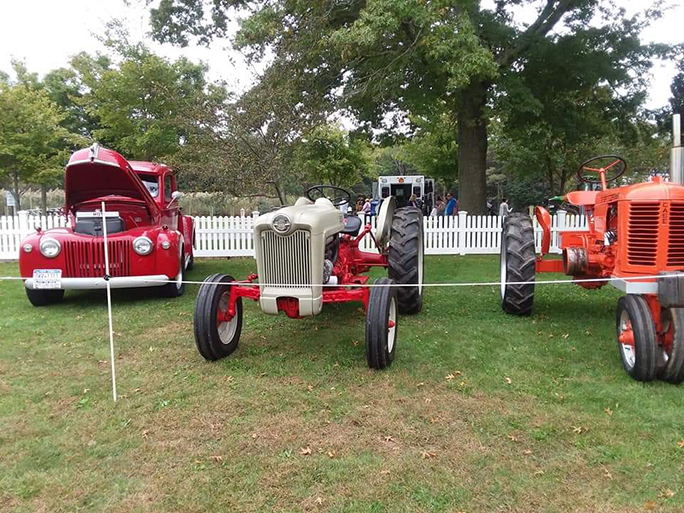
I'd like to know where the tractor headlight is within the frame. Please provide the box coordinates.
[39,238,61,258]
[272,214,291,234]
[133,236,153,255]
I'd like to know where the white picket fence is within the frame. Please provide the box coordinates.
[0,210,587,260]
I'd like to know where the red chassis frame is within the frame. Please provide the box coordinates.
[217,223,389,324]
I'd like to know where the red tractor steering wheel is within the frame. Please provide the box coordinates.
[307,185,352,207]
[577,155,627,190]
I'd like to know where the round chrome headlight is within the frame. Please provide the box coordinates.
[23,243,33,253]
[39,238,61,258]
[272,214,291,234]
[133,236,153,255]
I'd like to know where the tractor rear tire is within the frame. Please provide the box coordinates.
[365,277,398,370]
[388,207,424,314]
[194,274,243,361]
[616,295,658,382]
[658,307,684,384]
[500,213,536,315]
[26,288,64,307]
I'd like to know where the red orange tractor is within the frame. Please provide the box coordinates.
[500,155,684,383]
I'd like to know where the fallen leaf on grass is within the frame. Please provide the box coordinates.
[445,374,455,382]
[508,434,518,442]
[605,408,613,416]
[533,470,545,477]
[314,497,324,506]
[384,435,395,443]
[659,489,676,499]
[300,447,312,456]
[327,450,337,459]
[601,466,612,480]
[416,382,425,387]
[252,433,257,439]
[421,451,437,459]
[210,455,223,463]
[141,430,149,439]
[572,426,586,434]
[505,377,512,385]
[380,469,390,475]
[678,439,684,449]
[523,449,532,456]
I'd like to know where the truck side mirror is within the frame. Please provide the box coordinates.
[168,190,183,207]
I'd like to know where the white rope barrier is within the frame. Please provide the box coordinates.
[101,202,118,402]
[1,272,681,288]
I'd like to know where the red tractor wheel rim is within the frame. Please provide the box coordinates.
[216,291,238,344]
[618,312,636,369]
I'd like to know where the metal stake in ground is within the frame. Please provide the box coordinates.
[101,201,118,402]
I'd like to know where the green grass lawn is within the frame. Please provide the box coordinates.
[1,255,683,512]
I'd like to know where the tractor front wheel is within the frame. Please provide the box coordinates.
[365,277,398,370]
[194,274,243,361]
[616,295,657,382]
[500,213,536,315]
[657,307,684,384]
[388,207,424,314]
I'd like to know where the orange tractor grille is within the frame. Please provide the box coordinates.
[626,202,684,269]
[668,203,684,266]
[627,203,659,266]
[63,240,132,278]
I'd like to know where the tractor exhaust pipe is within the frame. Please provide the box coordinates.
[673,114,684,184]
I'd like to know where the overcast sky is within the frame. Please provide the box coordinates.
[0,0,681,109]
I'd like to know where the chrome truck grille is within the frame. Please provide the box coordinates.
[259,230,312,287]
[64,240,132,278]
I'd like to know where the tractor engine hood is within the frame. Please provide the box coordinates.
[64,144,160,215]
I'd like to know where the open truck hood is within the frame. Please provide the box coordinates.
[65,144,159,214]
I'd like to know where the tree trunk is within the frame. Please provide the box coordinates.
[41,185,48,216]
[457,81,489,214]
[12,174,21,211]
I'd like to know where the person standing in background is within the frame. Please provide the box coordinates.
[499,198,510,217]
[445,193,457,216]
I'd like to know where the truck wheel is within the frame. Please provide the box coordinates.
[186,230,196,271]
[160,248,186,298]
[388,207,424,314]
[26,288,64,307]
[657,307,684,384]
[616,295,657,382]
[500,213,535,315]
[365,277,398,370]
[194,274,242,361]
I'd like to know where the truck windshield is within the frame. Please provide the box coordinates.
[139,174,159,197]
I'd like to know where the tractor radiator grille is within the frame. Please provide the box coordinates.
[668,203,684,266]
[63,240,132,278]
[259,230,311,287]
[627,203,659,267]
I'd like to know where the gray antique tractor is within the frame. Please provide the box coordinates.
[193,185,424,369]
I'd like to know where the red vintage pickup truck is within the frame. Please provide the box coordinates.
[19,144,194,306]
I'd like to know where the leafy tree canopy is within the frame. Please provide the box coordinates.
[149,0,668,213]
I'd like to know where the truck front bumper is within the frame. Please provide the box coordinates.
[24,274,170,290]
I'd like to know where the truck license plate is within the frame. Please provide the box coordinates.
[33,269,62,289]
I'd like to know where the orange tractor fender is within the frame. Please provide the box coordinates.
[534,206,551,256]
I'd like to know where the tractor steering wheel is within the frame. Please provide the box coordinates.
[306,185,352,207]
[577,155,627,188]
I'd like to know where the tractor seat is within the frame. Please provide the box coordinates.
[565,190,598,207]
[342,215,362,236]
